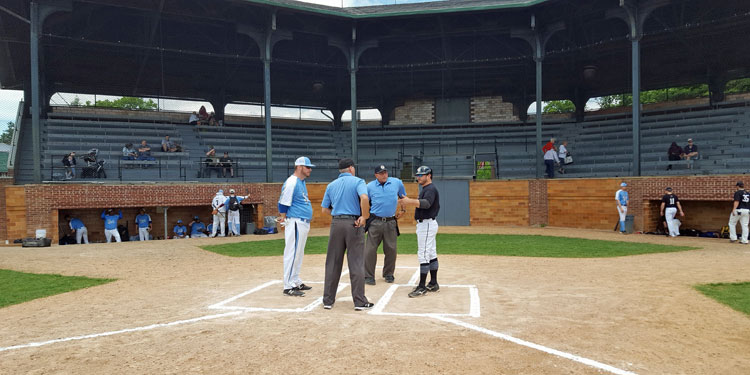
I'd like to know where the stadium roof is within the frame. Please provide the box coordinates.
[240,0,552,18]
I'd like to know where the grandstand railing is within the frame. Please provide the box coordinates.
[7,100,23,172]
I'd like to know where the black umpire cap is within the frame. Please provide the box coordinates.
[737,181,744,187]
[665,187,673,191]
[338,158,355,169]
[375,165,387,174]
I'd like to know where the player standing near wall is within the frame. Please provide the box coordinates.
[660,187,684,238]
[399,166,440,298]
[277,157,315,297]
[615,182,629,234]
[728,181,750,244]
[135,208,152,241]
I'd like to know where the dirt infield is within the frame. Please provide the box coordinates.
[1,226,749,374]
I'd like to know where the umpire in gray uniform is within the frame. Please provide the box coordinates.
[364,165,407,285]
[321,158,374,311]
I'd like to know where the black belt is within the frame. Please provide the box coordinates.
[417,218,435,223]
[370,214,396,222]
[333,215,359,219]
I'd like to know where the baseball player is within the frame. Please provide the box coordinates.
[189,216,208,238]
[101,208,123,243]
[615,182,629,234]
[135,208,152,241]
[660,187,684,237]
[65,215,89,244]
[173,219,188,239]
[729,181,750,244]
[277,156,315,296]
[399,166,440,297]
[210,189,227,237]
[364,164,406,285]
[225,189,248,236]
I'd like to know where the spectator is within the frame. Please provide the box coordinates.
[542,138,556,153]
[543,145,559,178]
[161,135,178,152]
[62,152,76,180]
[188,111,199,125]
[137,139,156,168]
[83,149,107,178]
[198,105,209,124]
[203,146,219,177]
[122,143,137,160]
[208,112,219,126]
[173,219,188,239]
[189,216,208,238]
[682,138,699,169]
[557,141,569,174]
[666,142,683,170]
[220,152,234,178]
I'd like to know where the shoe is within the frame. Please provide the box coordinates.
[425,283,440,292]
[408,286,428,298]
[364,277,376,285]
[354,302,374,311]
[283,288,305,297]
[730,239,737,243]
[297,284,312,291]
[323,304,332,310]
[384,275,395,283]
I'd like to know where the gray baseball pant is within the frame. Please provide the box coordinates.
[323,217,368,307]
[364,219,398,280]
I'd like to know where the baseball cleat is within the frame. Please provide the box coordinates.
[425,283,440,292]
[384,275,395,283]
[323,304,333,310]
[354,303,374,311]
[283,288,305,297]
[408,286,428,298]
[297,284,312,291]
[364,277,376,285]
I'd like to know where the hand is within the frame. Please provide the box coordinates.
[395,210,403,219]
[680,211,685,217]
[355,216,366,227]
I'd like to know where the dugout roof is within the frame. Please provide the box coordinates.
[0,0,749,116]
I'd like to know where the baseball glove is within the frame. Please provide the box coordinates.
[212,208,218,215]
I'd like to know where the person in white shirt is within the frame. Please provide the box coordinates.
[543,147,560,178]
[188,112,199,125]
[557,140,569,174]
[210,189,227,237]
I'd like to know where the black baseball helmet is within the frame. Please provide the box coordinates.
[415,166,432,176]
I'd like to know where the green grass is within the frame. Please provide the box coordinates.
[201,234,697,258]
[0,269,115,309]
[694,282,750,316]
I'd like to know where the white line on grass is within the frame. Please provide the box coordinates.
[433,316,637,375]
[0,311,243,353]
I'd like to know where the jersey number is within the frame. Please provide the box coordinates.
[743,194,750,203]
[669,198,675,205]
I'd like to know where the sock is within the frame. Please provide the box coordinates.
[419,263,429,287]
[428,258,439,285]
[619,221,625,232]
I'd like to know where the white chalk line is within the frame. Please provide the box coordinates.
[433,316,636,375]
[0,311,243,353]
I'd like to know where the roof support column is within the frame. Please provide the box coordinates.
[512,17,564,179]
[30,1,41,183]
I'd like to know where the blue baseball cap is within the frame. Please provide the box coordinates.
[217,189,224,194]
[620,182,627,187]
[177,219,182,223]
[295,156,315,168]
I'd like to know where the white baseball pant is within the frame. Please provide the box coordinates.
[75,227,89,244]
[729,208,750,243]
[416,219,439,264]
[105,229,121,243]
[227,210,241,236]
[211,212,226,237]
[617,205,627,222]
[138,227,150,241]
[283,218,310,290]
[665,207,679,237]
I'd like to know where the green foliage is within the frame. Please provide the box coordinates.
[476,161,494,180]
[1,122,14,144]
[0,269,114,308]
[596,84,713,109]
[725,78,750,94]
[543,100,576,113]
[201,234,697,258]
[91,97,158,110]
[695,282,750,316]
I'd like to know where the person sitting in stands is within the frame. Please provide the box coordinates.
[189,216,208,238]
[122,143,137,160]
[220,152,234,178]
[208,111,219,126]
[173,219,188,239]
[161,135,180,152]
[666,142,683,170]
[189,111,199,125]
[681,138,699,169]
[198,105,209,125]
[203,146,219,178]
[137,139,156,168]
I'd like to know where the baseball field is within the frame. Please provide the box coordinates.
[1,226,749,374]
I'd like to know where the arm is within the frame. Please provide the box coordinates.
[660,202,665,216]
[356,194,369,227]
[101,211,106,219]
[732,200,739,213]
[118,210,123,220]
[676,202,684,216]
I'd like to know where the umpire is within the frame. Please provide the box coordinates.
[321,158,374,311]
[364,165,407,285]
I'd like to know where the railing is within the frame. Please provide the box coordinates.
[7,101,24,171]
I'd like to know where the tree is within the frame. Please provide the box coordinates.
[543,100,576,113]
[1,122,15,144]
[91,97,158,110]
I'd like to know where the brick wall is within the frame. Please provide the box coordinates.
[0,178,14,242]
[391,100,435,125]
[470,96,518,122]
[469,180,529,226]
[3,175,746,241]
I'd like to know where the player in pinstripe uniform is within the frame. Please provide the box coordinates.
[277,157,315,297]
[399,166,440,297]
